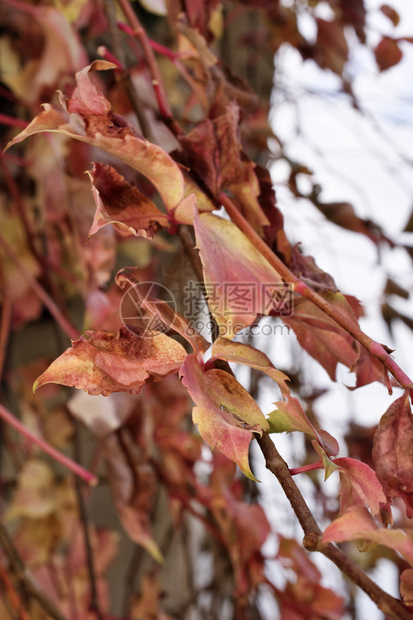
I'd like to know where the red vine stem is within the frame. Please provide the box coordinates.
[116,0,182,136]
[0,232,79,341]
[0,560,31,620]
[219,192,413,391]
[0,296,12,381]
[289,461,323,476]
[0,404,98,486]
[0,113,28,129]
[257,433,411,620]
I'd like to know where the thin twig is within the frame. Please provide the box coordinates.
[121,544,144,618]
[0,521,67,620]
[0,296,12,381]
[103,0,155,142]
[219,192,413,391]
[73,419,103,620]
[0,404,98,486]
[0,560,31,620]
[0,231,79,341]
[116,0,182,137]
[257,433,412,620]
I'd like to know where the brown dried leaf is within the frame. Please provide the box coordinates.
[375,37,403,71]
[180,103,269,231]
[6,61,185,211]
[34,326,187,396]
[372,392,413,517]
[87,163,168,239]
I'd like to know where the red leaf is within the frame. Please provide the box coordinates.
[87,163,168,239]
[34,326,186,396]
[323,507,413,566]
[314,19,349,76]
[193,210,283,337]
[380,4,400,27]
[372,392,413,517]
[102,434,162,562]
[6,61,185,211]
[334,457,386,516]
[180,354,268,479]
[268,397,339,456]
[210,337,290,398]
[180,103,269,231]
[400,569,413,607]
[375,37,403,71]
[283,292,359,381]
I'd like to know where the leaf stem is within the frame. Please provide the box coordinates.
[257,432,412,620]
[289,461,323,476]
[0,404,98,486]
[219,192,413,391]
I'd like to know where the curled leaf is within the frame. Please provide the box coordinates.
[180,354,268,479]
[334,457,386,517]
[180,103,269,232]
[372,392,413,517]
[103,434,162,562]
[34,326,186,396]
[210,337,290,398]
[268,397,339,456]
[6,61,184,210]
[193,210,283,337]
[87,163,168,239]
[323,507,413,566]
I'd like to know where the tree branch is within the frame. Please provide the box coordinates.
[0,232,79,341]
[0,521,67,620]
[0,404,98,486]
[219,192,413,391]
[257,432,412,620]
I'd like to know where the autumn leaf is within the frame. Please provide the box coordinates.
[5,459,56,521]
[193,210,283,337]
[375,37,403,71]
[282,292,359,381]
[268,397,339,456]
[323,507,413,566]
[0,4,87,105]
[87,163,168,239]
[333,457,386,517]
[34,326,187,396]
[131,572,172,620]
[180,354,268,479]
[400,569,413,607]
[372,392,413,517]
[179,103,269,232]
[210,337,290,398]
[6,60,185,211]
[314,18,349,76]
[102,434,162,562]
[380,4,400,27]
